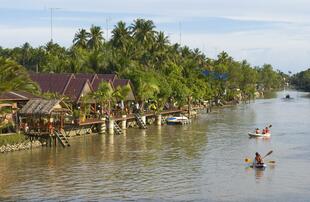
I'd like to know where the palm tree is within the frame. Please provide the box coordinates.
[85,51,108,73]
[91,82,114,116]
[135,78,160,113]
[87,25,104,51]
[73,29,90,49]
[130,19,157,49]
[0,57,40,130]
[155,31,169,50]
[153,31,170,66]
[21,42,32,67]
[111,21,131,51]
[0,57,39,93]
[112,85,131,114]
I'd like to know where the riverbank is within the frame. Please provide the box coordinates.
[0,133,44,153]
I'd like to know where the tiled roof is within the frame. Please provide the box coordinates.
[0,91,40,101]
[75,73,98,84]
[113,79,130,88]
[113,79,135,101]
[63,78,92,102]
[30,73,74,94]
[91,78,114,91]
[29,73,134,102]
[97,74,118,82]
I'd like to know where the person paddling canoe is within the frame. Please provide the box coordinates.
[254,152,264,164]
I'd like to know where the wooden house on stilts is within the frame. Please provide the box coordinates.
[18,99,71,147]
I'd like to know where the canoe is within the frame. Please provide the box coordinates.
[248,132,271,138]
[250,163,267,169]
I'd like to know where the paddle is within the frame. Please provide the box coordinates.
[262,150,273,159]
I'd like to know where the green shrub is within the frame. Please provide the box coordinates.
[0,133,27,146]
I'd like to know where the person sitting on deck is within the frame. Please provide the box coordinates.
[255,152,264,164]
[255,128,260,134]
[262,128,266,134]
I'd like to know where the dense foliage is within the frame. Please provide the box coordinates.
[0,57,39,93]
[0,19,286,109]
[291,68,310,91]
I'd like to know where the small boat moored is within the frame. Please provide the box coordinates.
[166,116,190,125]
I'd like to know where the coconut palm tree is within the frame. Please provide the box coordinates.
[87,25,104,51]
[0,57,39,93]
[73,29,90,49]
[155,31,169,50]
[130,19,157,49]
[91,82,114,116]
[111,21,131,51]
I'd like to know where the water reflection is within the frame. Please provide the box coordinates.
[1,90,310,201]
[255,169,265,180]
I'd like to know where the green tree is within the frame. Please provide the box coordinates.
[0,57,39,93]
[73,29,90,49]
[87,25,104,51]
[91,82,114,116]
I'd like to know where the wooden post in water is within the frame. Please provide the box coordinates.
[188,96,192,118]
[108,118,114,135]
[156,114,162,126]
[99,117,106,134]
[121,115,127,130]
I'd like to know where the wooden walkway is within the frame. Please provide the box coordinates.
[71,106,208,127]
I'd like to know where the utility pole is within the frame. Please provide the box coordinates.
[50,8,60,42]
[106,17,111,41]
[179,21,182,46]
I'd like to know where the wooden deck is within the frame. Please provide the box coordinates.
[77,106,206,125]
[79,118,104,126]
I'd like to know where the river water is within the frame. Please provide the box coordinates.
[0,90,310,201]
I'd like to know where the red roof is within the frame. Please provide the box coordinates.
[91,78,114,91]
[75,73,98,84]
[97,74,118,83]
[113,79,130,88]
[30,73,74,94]
[0,91,40,101]
[29,73,134,102]
[63,78,92,102]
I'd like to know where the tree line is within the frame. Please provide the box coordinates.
[0,18,287,110]
[291,69,310,91]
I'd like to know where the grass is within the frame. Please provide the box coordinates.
[0,133,27,146]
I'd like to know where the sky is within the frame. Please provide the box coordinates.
[1,0,310,73]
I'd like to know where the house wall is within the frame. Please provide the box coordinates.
[80,82,93,100]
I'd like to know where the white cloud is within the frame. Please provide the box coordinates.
[1,0,310,71]
[0,26,76,47]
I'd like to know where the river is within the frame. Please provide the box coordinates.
[0,90,309,201]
